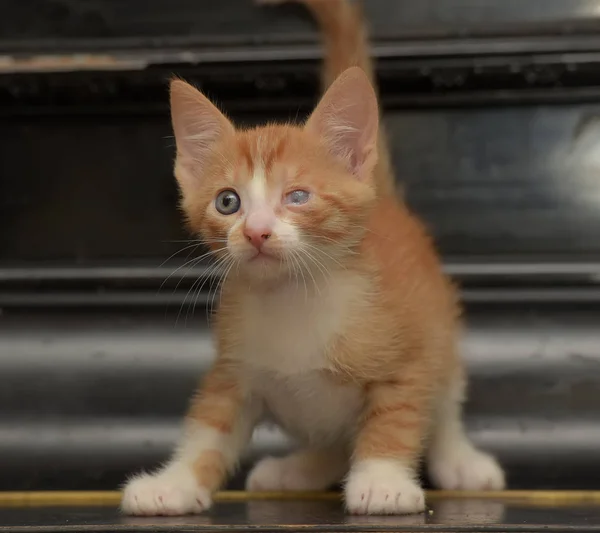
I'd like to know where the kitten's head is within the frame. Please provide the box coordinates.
[170,67,379,283]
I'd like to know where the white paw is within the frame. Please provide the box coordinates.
[344,459,425,515]
[428,443,505,491]
[121,467,212,516]
[246,456,325,491]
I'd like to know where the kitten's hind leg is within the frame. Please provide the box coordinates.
[246,447,347,491]
[427,368,505,491]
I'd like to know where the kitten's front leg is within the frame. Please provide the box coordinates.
[121,360,258,516]
[345,375,431,515]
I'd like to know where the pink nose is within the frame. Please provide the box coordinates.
[244,226,272,250]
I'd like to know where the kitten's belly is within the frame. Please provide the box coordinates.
[252,371,364,446]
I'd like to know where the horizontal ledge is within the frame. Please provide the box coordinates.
[8,89,600,116]
[3,288,600,307]
[1,418,599,460]
[6,34,600,73]
[1,490,600,508]
[1,262,600,307]
[1,261,600,283]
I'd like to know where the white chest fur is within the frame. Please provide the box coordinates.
[234,270,369,444]
[236,270,369,374]
[252,369,363,446]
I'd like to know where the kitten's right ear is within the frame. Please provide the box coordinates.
[170,79,234,191]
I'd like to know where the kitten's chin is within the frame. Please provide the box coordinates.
[235,253,289,283]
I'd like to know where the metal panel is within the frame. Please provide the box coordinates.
[0,300,599,490]
[1,0,599,497]
[4,0,600,50]
[3,103,600,263]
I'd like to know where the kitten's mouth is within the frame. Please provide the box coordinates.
[248,250,277,263]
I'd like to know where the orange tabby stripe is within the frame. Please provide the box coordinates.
[186,360,242,435]
[354,370,433,464]
[193,450,227,492]
[354,426,417,459]
[368,401,420,416]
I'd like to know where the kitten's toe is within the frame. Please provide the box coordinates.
[344,459,425,515]
[121,467,211,516]
[428,443,505,491]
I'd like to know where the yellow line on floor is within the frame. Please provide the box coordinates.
[1,490,600,508]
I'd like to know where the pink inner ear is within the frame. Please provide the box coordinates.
[169,80,234,191]
[305,67,379,181]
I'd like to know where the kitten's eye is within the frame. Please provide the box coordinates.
[215,189,241,215]
[285,189,310,206]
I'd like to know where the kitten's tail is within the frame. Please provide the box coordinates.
[261,0,396,197]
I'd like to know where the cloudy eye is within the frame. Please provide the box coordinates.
[285,189,310,206]
[215,189,241,215]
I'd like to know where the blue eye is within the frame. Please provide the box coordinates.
[215,189,241,215]
[285,189,310,206]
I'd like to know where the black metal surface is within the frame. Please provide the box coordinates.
[1,0,600,496]
[2,497,600,532]
[5,0,600,52]
[4,102,600,263]
[1,296,599,491]
[3,2,600,266]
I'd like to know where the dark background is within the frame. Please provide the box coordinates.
[0,0,600,492]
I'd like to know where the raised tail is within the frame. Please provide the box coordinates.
[260,0,396,198]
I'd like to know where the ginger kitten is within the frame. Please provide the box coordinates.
[121,0,505,516]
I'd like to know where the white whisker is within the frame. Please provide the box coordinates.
[300,245,330,282]
[159,242,203,268]
[177,253,230,326]
[215,258,238,315]
[296,249,321,297]
[159,248,223,293]
[302,242,347,270]
[290,249,308,302]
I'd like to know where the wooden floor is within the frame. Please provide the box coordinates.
[1,491,600,532]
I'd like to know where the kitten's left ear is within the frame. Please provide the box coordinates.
[305,67,379,181]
